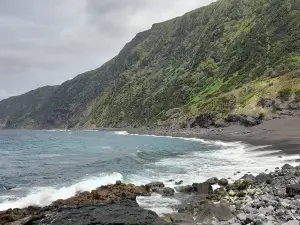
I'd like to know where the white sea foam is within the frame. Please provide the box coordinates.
[114,131,130,135]
[100,146,112,149]
[0,172,123,211]
[114,131,243,147]
[149,143,300,188]
[82,130,99,132]
[37,154,62,158]
[115,131,300,186]
[46,130,69,132]
[137,193,179,215]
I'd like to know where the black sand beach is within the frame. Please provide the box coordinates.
[134,114,300,156]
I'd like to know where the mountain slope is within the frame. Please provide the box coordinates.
[2,0,300,129]
[0,86,58,128]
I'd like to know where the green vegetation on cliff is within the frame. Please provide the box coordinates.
[0,86,57,128]
[1,0,300,129]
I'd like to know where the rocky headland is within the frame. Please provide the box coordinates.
[2,163,300,225]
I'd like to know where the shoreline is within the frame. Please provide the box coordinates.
[1,163,300,225]
[128,115,300,156]
[1,120,300,224]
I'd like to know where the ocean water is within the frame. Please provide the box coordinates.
[0,130,299,215]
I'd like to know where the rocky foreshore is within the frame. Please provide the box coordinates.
[2,164,300,225]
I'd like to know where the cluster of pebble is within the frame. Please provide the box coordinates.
[157,163,300,225]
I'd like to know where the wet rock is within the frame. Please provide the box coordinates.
[175,180,183,185]
[161,187,175,197]
[206,177,219,185]
[218,178,229,186]
[33,200,167,225]
[175,185,194,194]
[286,184,300,197]
[153,187,175,197]
[116,180,122,185]
[192,182,213,195]
[145,182,164,191]
[55,184,148,206]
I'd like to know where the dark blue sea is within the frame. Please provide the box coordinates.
[0,130,297,214]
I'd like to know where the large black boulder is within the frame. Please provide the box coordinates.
[206,177,219,185]
[192,182,213,195]
[32,201,167,225]
[218,178,229,186]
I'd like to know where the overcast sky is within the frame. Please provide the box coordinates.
[0,0,215,100]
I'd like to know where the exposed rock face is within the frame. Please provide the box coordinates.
[225,114,262,127]
[190,113,215,128]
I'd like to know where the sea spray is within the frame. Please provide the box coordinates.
[0,172,123,211]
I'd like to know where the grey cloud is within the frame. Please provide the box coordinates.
[0,0,215,100]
